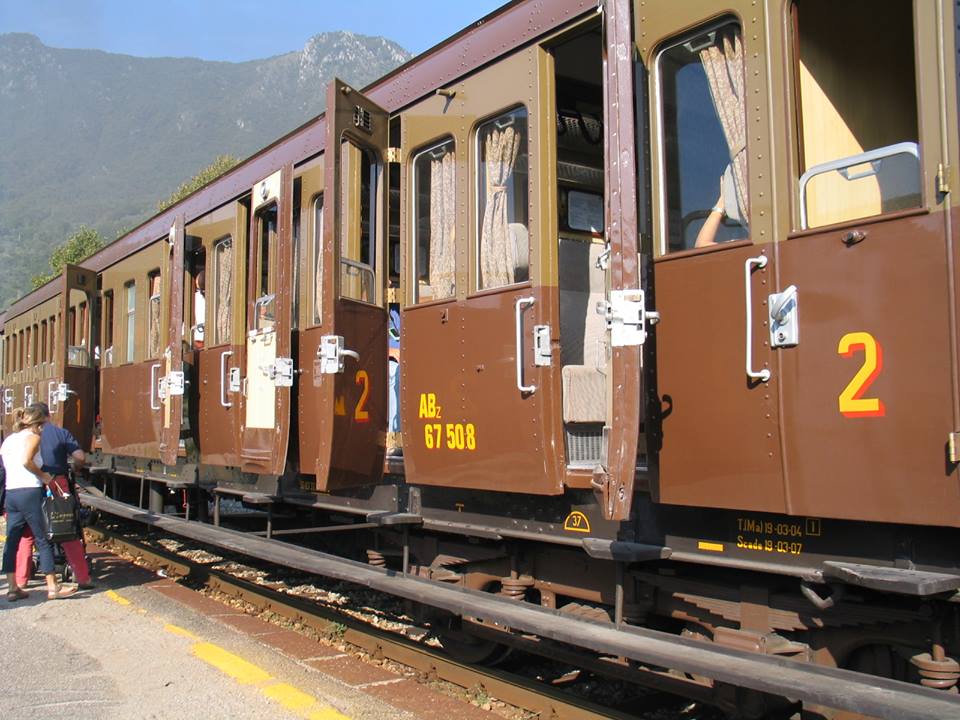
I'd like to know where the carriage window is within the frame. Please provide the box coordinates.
[339,141,377,303]
[39,320,47,364]
[794,0,919,229]
[255,206,277,331]
[292,182,301,330]
[31,324,38,366]
[25,325,32,367]
[213,237,232,345]
[313,194,324,323]
[124,281,136,363]
[147,271,161,359]
[49,316,56,365]
[657,22,749,253]
[477,108,529,289]
[413,137,456,303]
[102,291,114,365]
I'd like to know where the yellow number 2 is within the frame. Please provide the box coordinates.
[837,332,885,418]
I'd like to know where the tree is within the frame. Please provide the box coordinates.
[157,154,241,211]
[31,226,105,289]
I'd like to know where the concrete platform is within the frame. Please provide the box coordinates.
[0,533,496,720]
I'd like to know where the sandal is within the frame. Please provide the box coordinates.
[6,588,28,602]
[47,586,77,600]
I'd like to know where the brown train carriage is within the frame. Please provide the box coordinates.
[3,0,960,708]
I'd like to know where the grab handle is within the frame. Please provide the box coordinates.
[220,351,234,408]
[150,363,161,410]
[744,256,771,382]
[515,296,537,394]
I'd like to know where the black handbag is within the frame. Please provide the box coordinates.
[44,486,80,544]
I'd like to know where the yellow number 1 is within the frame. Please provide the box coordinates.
[837,332,885,418]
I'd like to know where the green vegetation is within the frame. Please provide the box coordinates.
[30,226,105,289]
[157,155,241,211]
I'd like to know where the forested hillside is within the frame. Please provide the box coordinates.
[0,31,410,305]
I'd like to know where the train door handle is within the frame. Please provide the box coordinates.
[744,256,771,382]
[220,351,234,408]
[515,296,537,394]
[150,363,162,410]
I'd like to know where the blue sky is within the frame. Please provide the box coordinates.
[0,1,507,60]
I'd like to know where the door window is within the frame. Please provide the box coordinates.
[147,271,161,359]
[793,0,919,229]
[312,194,324,323]
[124,281,136,363]
[656,21,749,253]
[412,137,456,302]
[254,206,277,331]
[339,141,377,303]
[212,237,233,345]
[476,107,529,289]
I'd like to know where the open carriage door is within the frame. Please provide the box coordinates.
[314,79,389,491]
[240,166,295,476]
[55,264,98,451]
[593,0,649,520]
[159,216,185,466]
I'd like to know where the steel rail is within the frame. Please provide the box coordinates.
[80,490,960,720]
[85,526,638,720]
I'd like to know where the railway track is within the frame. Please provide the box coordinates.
[85,522,683,720]
[79,487,960,720]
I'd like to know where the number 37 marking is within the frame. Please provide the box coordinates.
[837,331,885,418]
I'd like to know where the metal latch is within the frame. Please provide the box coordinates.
[166,371,185,396]
[51,383,74,404]
[533,325,552,367]
[949,432,960,464]
[228,367,241,393]
[2,388,13,414]
[261,357,295,387]
[769,285,799,348]
[318,336,360,375]
[606,289,660,347]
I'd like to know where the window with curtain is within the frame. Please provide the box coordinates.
[313,194,324,324]
[102,291,114,365]
[477,107,529,289]
[125,281,136,363]
[413,137,456,302]
[147,271,161,359]
[657,21,749,253]
[213,237,232,345]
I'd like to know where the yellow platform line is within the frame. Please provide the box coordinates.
[106,590,131,606]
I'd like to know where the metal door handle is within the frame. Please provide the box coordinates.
[744,256,771,382]
[515,296,537,394]
[220,351,233,408]
[48,381,58,408]
[150,363,161,410]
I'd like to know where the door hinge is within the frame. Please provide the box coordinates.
[605,289,660,347]
[261,357,295,387]
[386,147,402,163]
[937,163,951,195]
[949,432,960,464]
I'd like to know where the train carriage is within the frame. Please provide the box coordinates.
[4,0,960,714]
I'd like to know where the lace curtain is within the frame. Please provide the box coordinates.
[428,150,456,299]
[215,241,233,344]
[699,28,749,222]
[479,123,521,288]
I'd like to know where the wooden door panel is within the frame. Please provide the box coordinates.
[654,245,783,512]
[160,216,185,465]
[780,212,958,525]
[197,345,240,466]
[313,79,389,492]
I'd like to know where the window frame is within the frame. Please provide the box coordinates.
[652,17,749,256]
[472,105,531,293]
[410,135,457,305]
[124,280,136,364]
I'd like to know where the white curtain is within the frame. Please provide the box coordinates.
[479,125,521,288]
[700,28,749,222]
[216,242,232,343]
[428,151,456,299]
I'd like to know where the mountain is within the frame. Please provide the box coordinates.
[0,32,411,306]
